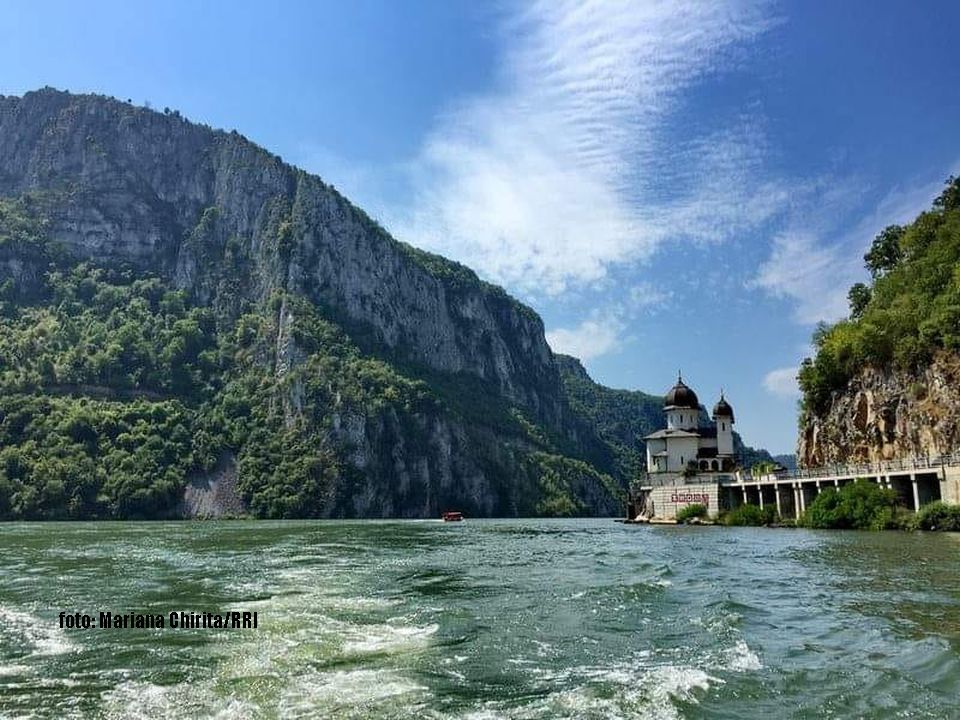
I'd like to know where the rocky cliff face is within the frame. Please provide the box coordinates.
[0,89,623,518]
[798,352,960,466]
[0,88,560,424]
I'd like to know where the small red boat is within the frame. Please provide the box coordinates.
[441,511,464,522]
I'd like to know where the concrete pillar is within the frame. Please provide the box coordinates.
[834,478,839,487]
[816,480,822,495]
[911,473,920,511]
[742,487,748,504]
[758,485,764,509]
[799,484,806,513]
[775,485,782,517]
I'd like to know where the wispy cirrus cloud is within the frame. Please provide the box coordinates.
[754,170,959,325]
[391,0,782,296]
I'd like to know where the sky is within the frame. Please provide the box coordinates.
[2,0,960,454]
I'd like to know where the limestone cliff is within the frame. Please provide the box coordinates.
[0,88,622,518]
[0,88,560,425]
[798,352,960,467]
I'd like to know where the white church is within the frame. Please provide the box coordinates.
[643,374,736,475]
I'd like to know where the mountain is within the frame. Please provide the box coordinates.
[772,454,797,472]
[0,88,624,519]
[0,89,780,520]
[798,176,960,465]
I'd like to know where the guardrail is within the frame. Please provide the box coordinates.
[739,451,960,483]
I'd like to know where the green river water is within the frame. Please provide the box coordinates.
[0,519,958,719]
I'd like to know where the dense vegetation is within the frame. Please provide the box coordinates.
[675,503,708,523]
[555,355,661,479]
[800,481,907,530]
[721,503,777,526]
[914,501,960,531]
[799,177,960,415]
[0,197,623,519]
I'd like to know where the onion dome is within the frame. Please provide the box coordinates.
[712,392,734,422]
[664,373,699,409]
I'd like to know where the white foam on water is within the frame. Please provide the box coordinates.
[278,668,428,717]
[0,663,30,676]
[554,664,716,720]
[101,680,257,720]
[0,607,74,656]
[342,621,438,654]
[723,640,763,671]
[458,659,719,720]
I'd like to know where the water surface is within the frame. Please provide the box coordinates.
[0,520,958,718]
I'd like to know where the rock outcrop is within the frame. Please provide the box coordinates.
[798,352,960,466]
[0,88,560,425]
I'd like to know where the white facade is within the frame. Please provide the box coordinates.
[666,408,698,431]
[716,416,733,456]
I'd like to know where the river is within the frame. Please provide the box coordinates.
[0,520,958,718]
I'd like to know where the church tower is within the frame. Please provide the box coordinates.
[664,374,699,430]
[712,391,735,457]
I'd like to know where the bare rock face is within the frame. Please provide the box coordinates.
[0,88,561,426]
[798,352,960,466]
[181,454,246,519]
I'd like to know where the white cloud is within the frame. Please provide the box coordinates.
[754,230,860,325]
[546,313,624,361]
[390,0,781,296]
[754,170,959,325]
[763,366,800,399]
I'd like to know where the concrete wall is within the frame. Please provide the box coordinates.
[649,481,720,520]
[943,467,960,505]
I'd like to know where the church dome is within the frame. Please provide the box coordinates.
[664,376,699,409]
[713,394,734,421]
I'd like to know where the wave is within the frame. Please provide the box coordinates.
[0,607,74,656]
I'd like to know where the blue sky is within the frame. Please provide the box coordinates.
[3,0,960,454]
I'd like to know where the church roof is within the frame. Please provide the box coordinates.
[712,393,735,421]
[643,428,700,440]
[663,374,699,409]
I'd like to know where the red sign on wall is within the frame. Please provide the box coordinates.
[670,492,709,506]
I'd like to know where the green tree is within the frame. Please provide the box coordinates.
[933,175,960,212]
[847,282,872,319]
[863,225,904,280]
